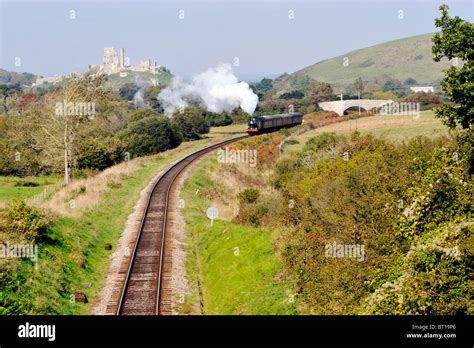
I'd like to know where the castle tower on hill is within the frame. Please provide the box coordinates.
[120,48,125,69]
[102,47,120,74]
[97,47,159,75]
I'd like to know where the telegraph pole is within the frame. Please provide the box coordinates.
[358,91,361,115]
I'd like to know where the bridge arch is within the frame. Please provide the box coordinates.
[343,105,370,115]
[319,99,393,116]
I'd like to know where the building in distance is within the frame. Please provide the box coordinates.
[410,86,434,93]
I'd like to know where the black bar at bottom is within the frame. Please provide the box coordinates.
[0,315,471,347]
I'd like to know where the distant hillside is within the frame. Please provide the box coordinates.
[0,69,36,86]
[273,33,451,94]
[96,69,173,91]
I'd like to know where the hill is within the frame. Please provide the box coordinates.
[101,70,174,91]
[0,68,36,86]
[273,33,451,94]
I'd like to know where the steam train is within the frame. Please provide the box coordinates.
[246,113,304,135]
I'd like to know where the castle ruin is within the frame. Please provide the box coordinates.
[92,47,160,75]
[33,47,160,87]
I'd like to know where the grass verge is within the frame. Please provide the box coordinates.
[181,156,297,315]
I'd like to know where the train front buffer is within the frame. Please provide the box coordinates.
[246,117,260,135]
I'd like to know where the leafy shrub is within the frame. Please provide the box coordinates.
[273,132,472,314]
[397,147,472,239]
[230,112,250,124]
[77,141,122,171]
[279,91,305,100]
[203,111,232,127]
[118,83,139,101]
[129,108,161,123]
[363,221,473,315]
[171,107,209,140]
[0,259,33,314]
[119,115,182,157]
[286,139,299,145]
[401,92,441,111]
[1,201,49,243]
[0,139,44,176]
[14,181,39,187]
[238,188,260,204]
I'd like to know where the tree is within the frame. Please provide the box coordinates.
[308,81,334,105]
[401,92,441,111]
[256,78,273,91]
[353,77,364,95]
[118,82,139,101]
[432,4,473,129]
[171,107,209,140]
[203,111,232,127]
[15,93,37,112]
[404,77,417,86]
[129,108,162,123]
[0,84,21,115]
[8,76,114,184]
[382,79,403,93]
[119,115,182,157]
[279,90,305,100]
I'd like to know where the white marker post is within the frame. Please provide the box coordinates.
[206,207,219,226]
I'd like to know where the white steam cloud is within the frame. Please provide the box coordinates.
[133,88,147,108]
[158,63,258,116]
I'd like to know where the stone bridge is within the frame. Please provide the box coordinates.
[318,99,394,116]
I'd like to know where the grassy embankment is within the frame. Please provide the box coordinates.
[0,126,245,314]
[180,155,298,315]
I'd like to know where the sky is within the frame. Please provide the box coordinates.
[0,0,472,82]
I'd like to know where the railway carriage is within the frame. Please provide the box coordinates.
[246,113,303,135]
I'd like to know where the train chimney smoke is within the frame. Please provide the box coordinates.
[158,63,258,116]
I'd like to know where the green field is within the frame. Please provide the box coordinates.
[0,176,60,204]
[180,156,297,315]
[284,110,448,155]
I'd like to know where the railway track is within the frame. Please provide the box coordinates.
[115,135,248,315]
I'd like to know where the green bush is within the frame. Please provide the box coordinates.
[363,220,473,315]
[230,112,250,124]
[129,108,162,123]
[1,201,49,243]
[279,90,305,100]
[171,107,209,140]
[203,111,232,127]
[272,132,472,314]
[238,188,260,204]
[119,115,182,157]
[284,139,300,146]
[0,139,44,176]
[77,139,122,171]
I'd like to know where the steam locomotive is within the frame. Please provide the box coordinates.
[246,113,304,135]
